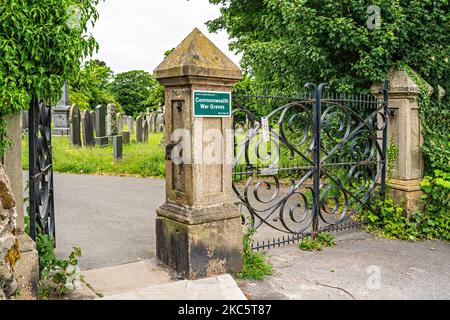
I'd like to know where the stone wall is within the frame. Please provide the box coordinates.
[0,165,19,299]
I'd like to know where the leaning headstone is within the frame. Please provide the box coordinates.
[143,120,149,143]
[69,105,81,146]
[53,83,70,135]
[117,112,123,133]
[95,105,108,146]
[122,131,131,145]
[113,135,123,161]
[127,116,134,134]
[106,103,118,139]
[82,110,95,147]
[136,115,143,143]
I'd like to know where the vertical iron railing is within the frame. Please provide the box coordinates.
[28,97,56,242]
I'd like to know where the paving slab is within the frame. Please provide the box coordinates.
[105,274,247,300]
[237,229,450,300]
[67,259,246,300]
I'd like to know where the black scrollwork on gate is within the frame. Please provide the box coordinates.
[232,82,389,251]
[28,97,56,241]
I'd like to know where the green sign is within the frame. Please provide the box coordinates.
[193,91,232,117]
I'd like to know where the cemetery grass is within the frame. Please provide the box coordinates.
[22,134,166,178]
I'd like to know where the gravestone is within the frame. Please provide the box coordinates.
[53,83,70,135]
[136,115,143,143]
[143,120,149,143]
[113,135,123,160]
[82,110,95,147]
[69,105,81,146]
[106,103,118,139]
[127,116,134,134]
[156,107,164,132]
[117,112,123,133]
[150,112,157,133]
[95,105,108,146]
[122,131,131,144]
[90,110,96,136]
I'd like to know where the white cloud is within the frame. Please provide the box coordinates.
[90,0,240,74]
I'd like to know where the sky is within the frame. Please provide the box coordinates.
[90,0,240,74]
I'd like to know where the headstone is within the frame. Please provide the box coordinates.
[53,83,70,135]
[127,116,134,134]
[143,120,149,143]
[69,105,81,146]
[136,115,143,143]
[106,103,118,138]
[90,110,96,136]
[95,105,108,146]
[117,112,123,133]
[156,107,164,132]
[122,131,131,145]
[150,112,156,133]
[113,135,123,160]
[82,110,95,147]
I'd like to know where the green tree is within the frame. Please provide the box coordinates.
[109,70,157,115]
[0,0,101,156]
[208,0,450,94]
[69,59,120,110]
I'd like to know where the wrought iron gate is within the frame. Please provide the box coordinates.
[28,97,56,241]
[232,82,389,251]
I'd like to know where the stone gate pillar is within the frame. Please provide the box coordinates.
[153,28,243,279]
[373,68,431,212]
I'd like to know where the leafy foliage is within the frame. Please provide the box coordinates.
[298,232,336,252]
[0,0,101,157]
[69,59,120,110]
[419,171,450,240]
[109,70,158,116]
[365,198,419,240]
[401,65,450,174]
[209,0,449,94]
[237,223,273,280]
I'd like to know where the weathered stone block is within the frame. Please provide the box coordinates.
[156,214,242,279]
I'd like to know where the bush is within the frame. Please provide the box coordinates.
[418,171,450,240]
[365,199,419,240]
[237,225,272,280]
[298,232,336,252]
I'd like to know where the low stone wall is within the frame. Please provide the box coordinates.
[0,165,19,299]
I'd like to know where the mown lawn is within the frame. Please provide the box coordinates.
[22,133,166,178]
